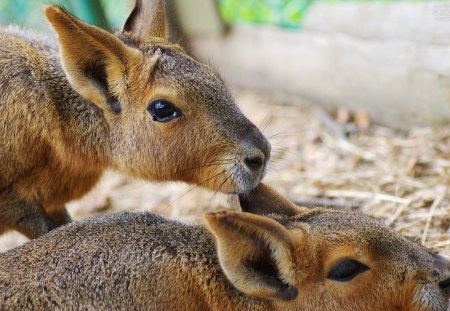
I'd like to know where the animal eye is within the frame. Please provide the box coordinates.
[148,100,183,123]
[327,259,369,282]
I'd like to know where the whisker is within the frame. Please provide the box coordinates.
[165,169,228,209]
[267,162,282,172]
[214,162,238,196]
[266,159,287,173]
[116,159,234,193]
[258,115,273,134]
[267,132,294,140]
[270,151,287,161]
[159,159,234,179]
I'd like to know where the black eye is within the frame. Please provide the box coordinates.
[327,259,369,282]
[147,100,183,123]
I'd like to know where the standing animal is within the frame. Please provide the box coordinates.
[0,184,448,310]
[0,0,270,239]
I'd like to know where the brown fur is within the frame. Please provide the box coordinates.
[0,184,448,310]
[0,1,270,239]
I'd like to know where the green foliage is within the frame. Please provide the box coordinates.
[219,0,313,29]
[0,0,427,33]
[99,0,130,30]
[0,0,47,32]
[0,0,129,33]
[219,0,424,29]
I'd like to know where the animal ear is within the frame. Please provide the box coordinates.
[45,6,140,113]
[205,211,299,301]
[123,0,168,41]
[239,183,306,217]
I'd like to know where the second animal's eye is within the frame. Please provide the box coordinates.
[327,259,369,282]
[148,100,183,123]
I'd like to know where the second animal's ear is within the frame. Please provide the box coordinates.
[123,0,168,41]
[205,211,299,301]
[239,183,306,217]
[45,6,140,113]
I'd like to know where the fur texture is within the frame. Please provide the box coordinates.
[0,184,448,310]
[0,1,270,239]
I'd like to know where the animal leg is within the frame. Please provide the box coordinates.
[0,188,58,239]
[47,206,72,226]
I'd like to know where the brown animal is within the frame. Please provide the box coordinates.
[0,184,448,310]
[0,0,270,239]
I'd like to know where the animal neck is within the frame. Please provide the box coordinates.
[161,225,272,310]
[46,67,113,169]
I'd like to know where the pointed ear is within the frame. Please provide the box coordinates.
[45,6,140,113]
[123,0,168,41]
[205,211,299,301]
[239,183,307,217]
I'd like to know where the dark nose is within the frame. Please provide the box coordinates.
[435,255,450,298]
[439,277,450,297]
[243,132,271,174]
[244,152,265,172]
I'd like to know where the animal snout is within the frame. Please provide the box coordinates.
[439,277,450,297]
[242,133,271,175]
[244,151,265,172]
[435,255,450,298]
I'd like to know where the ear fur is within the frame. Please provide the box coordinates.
[205,211,298,301]
[239,183,306,217]
[123,0,168,41]
[45,5,140,112]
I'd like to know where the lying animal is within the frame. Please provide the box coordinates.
[0,184,448,310]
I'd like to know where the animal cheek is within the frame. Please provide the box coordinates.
[411,283,448,311]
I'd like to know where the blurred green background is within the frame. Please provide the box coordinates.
[219,0,422,29]
[0,0,424,32]
[219,0,313,29]
[0,0,130,33]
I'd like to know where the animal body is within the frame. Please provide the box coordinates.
[0,0,270,239]
[0,184,448,310]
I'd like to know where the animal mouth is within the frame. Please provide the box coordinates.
[412,283,450,311]
[226,160,263,193]
[194,159,262,194]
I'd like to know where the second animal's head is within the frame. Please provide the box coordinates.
[45,0,270,193]
[205,184,450,311]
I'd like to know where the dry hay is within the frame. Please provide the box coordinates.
[1,89,449,257]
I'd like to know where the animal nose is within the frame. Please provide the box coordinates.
[244,152,265,172]
[439,277,450,297]
[242,133,271,174]
[435,255,450,298]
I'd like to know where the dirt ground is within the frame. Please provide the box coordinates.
[1,89,449,257]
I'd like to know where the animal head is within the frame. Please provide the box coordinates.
[205,184,450,310]
[44,0,269,193]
